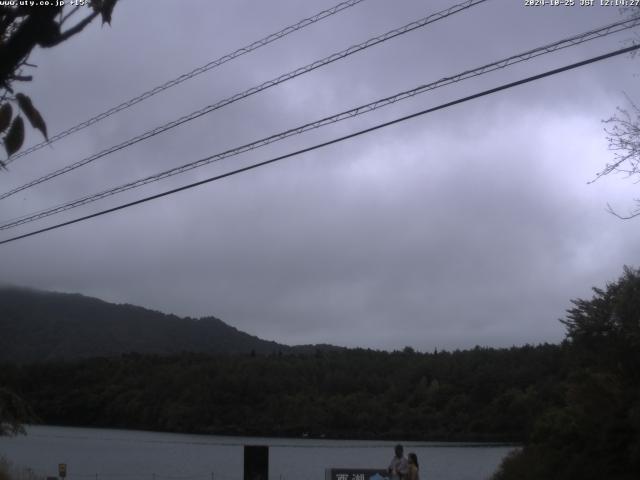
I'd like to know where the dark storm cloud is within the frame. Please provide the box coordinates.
[1,0,639,350]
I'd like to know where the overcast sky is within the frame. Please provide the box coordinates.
[1,0,639,351]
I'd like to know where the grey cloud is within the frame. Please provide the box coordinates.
[1,0,639,351]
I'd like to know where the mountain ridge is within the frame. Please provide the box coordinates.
[0,285,341,362]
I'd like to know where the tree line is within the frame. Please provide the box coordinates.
[1,343,565,442]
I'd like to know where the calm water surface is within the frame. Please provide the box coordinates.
[0,426,515,480]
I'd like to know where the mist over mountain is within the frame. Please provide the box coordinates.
[0,286,338,362]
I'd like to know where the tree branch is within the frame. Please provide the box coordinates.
[60,5,81,26]
[10,74,32,81]
[606,202,640,220]
[54,10,99,45]
[0,7,61,82]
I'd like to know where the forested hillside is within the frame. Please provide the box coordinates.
[0,287,338,361]
[0,344,565,441]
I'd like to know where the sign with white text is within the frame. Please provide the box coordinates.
[325,468,390,480]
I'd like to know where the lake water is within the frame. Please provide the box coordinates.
[0,426,515,480]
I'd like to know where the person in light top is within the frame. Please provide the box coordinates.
[388,444,408,480]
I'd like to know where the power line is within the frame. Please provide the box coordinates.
[0,0,489,200]
[4,0,370,164]
[1,44,637,247]
[2,16,638,230]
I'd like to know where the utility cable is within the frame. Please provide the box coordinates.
[4,0,370,164]
[1,43,637,247]
[1,16,638,230]
[0,0,488,199]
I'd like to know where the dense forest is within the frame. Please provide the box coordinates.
[0,344,565,441]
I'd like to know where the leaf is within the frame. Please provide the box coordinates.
[100,0,118,25]
[0,103,12,134]
[90,0,103,12]
[4,116,24,157]
[15,93,47,140]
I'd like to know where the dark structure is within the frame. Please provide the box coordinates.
[244,445,269,480]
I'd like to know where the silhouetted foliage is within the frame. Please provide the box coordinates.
[593,8,640,218]
[0,1,120,165]
[0,456,43,480]
[493,266,640,480]
[0,387,35,436]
